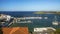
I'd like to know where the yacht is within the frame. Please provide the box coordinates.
[52,16,58,25]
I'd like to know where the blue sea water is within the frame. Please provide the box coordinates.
[0,11,60,31]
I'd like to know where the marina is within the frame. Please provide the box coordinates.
[0,11,60,34]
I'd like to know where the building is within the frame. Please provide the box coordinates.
[33,27,56,34]
[0,14,14,27]
[0,14,11,22]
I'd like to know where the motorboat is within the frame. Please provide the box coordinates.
[52,16,58,25]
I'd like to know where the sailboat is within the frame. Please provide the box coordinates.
[52,16,58,25]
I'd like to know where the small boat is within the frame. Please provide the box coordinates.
[52,16,58,25]
[52,21,58,25]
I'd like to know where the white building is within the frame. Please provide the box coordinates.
[33,27,56,34]
[0,14,11,21]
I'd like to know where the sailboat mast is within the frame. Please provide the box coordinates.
[55,16,57,22]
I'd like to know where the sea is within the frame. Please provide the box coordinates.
[0,11,60,32]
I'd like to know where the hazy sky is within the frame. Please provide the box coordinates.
[0,0,60,11]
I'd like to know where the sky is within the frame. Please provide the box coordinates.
[0,0,60,11]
